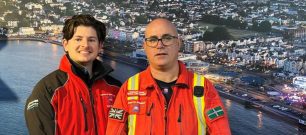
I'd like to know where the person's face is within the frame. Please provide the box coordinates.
[63,25,102,66]
[144,20,181,69]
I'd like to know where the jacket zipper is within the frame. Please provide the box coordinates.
[89,87,98,135]
[80,78,98,135]
[177,104,183,135]
[165,86,179,135]
[80,97,88,131]
[147,103,154,135]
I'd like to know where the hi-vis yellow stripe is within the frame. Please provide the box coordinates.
[128,73,139,90]
[127,74,139,135]
[127,96,139,101]
[193,73,207,135]
[128,115,137,135]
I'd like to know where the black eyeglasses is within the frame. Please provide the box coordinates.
[145,35,178,48]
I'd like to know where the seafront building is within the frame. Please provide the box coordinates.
[293,76,306,90]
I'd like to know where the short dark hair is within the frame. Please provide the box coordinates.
[62,14,106,43]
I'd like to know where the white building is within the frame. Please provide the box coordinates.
[25,3,43,10]
[193,41,205,52]
[40,25,63,34]
[7,21,19,27]
[19,27,35,35]
[293,76,306,90]
[283,60,304,74]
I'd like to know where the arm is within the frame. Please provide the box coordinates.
[106,81,129,135]
[204,79,231,135]
[24,81,55,135]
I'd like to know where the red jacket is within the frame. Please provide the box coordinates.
[106,61,231,135]
[25,55,121,135]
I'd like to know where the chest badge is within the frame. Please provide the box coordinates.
[132,104,140,113]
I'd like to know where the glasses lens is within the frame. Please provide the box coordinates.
[146,38,158,47]
[161,37,174,45]
[162,36,176,45]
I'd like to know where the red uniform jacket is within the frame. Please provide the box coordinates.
[25,55,121,135]
[106,61,231,135]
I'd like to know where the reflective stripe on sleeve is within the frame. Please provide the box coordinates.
[193,73,207,135]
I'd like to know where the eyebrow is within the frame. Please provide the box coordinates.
[74,36,97,39]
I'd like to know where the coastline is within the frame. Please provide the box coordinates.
[0,37,61,45]
[219,91,304,128]
[1,38,305,129]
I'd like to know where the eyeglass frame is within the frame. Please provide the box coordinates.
[144,35,178,48]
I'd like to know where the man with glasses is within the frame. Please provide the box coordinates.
[106,18,231,135]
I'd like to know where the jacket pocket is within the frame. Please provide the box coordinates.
[178,104,183,135]
[146,103,154,135]
[80,97,88,132]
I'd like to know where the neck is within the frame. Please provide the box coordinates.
[150,62,179,83]
[75,61,93,78]
[84,64,93,78]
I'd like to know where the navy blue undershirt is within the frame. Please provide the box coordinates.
[154,79,177,105]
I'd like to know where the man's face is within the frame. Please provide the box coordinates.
[63,25,102,66]
[144,20,180,69]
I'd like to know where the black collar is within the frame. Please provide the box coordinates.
[66,54,113,87]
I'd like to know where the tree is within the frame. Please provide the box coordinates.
[258,21,271,32]
[4,12,20,21]
[202,27,232,41]
[134,15,148,24]
[252,21,259,31]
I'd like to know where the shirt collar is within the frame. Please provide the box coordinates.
[141,61,190,90]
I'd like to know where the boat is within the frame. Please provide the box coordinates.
[299,118,306,126]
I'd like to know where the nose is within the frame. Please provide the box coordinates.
[81,40,89,48]
[156,39,164,48]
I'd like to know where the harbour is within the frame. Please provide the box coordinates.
[0,40,304,134]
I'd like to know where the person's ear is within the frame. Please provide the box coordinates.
[99,43,103,53]
[62,39,68,53]
[178,37,182,49]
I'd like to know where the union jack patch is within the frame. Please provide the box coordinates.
[109,108,126,122]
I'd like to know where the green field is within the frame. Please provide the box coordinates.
[197,22,263,39]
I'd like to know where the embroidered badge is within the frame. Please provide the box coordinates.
[127,91,139,96]
[109,108,126,121]
[127,91,147,96]
[27,99,39,110]
[132,104,140,113]
[207,106,224,121]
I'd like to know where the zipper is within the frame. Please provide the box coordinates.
[165,86,178,135]
[80,97,88,131]
[79,77,98,135]
[147,103,154,135]
[89,88,98,135]
[178,104,183,135]
[73,63,100,134]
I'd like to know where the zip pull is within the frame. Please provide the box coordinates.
[80,97,88,131]
[146,103,154,116]
[177,104,182,122]
[89,88,95,105]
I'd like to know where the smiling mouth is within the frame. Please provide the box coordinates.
[79,51,91,54]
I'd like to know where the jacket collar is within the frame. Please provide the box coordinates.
[59,54,113,82]
[141,61,190,90]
